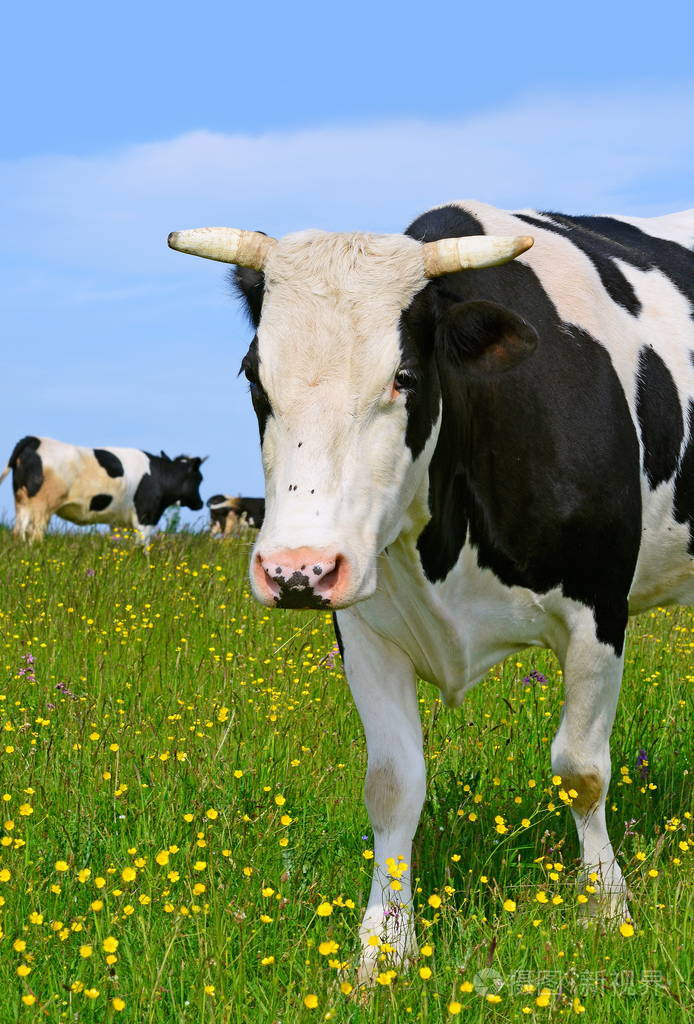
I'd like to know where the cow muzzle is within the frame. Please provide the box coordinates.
[252,547,351,609]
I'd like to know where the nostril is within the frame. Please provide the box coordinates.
[314,554,344,597]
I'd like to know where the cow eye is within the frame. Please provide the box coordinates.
[393,368,417,393]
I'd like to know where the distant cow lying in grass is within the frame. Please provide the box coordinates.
[0,436,205,542]
[206,495,265,537]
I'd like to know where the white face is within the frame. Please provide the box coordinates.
[244,230,440,608]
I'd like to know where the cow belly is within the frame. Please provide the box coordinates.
[629,484,694,611]
[56,496,128,527]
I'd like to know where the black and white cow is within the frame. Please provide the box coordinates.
[169,202,694,979]
[0,436,205,542]
[207,494,265,536]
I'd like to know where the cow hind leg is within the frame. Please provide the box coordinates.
[337,610,426,985]
[552,606,628,920]
[13,497,49,542]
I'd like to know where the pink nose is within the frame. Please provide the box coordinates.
[253,547,349,608]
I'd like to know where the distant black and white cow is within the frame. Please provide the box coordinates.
[0,436,205,542]
[169,201,694,979]
[207,494,265,537]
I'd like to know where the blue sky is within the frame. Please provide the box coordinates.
[2,0,693,525]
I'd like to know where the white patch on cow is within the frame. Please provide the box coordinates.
[613,209,694,247]
[253,231,432,603]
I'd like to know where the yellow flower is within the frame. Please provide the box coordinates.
[419,966,432,980]
[318,940,339,955]
[460,981,474,993]
[95,876,106,889]
[316,902,332,917]
[0,869,10,882]
[155,850,170,866]
[18,803,33,816]
[573,997,586,1014]
[17,964,31,977]
[362,849,374,859]
[13,939,26,952]
[206,808,218,819]
[304,994,319,1009]
[121,867,136,882]
[193,861,206,871]
[448,1002,462,1015]
[536,989,551,1007]
[21,995,36,1006]
[486,993,502,1003]
[340,981,353,995]
[80,944,93,958]
[280,814,292,826]
[427,894,442,909]
[503,899,517,912]
[619,922,635,937]
[103,936,119,953]
[204,985,215,996]
[112,998,126,1011]
[535,890,548,903]
[55,860,69,872]
[274,794,286,806]
[261,955,275,965]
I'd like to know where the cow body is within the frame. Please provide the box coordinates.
[207,494,265,536]
[1,436,205,542]
[170,200,694,980]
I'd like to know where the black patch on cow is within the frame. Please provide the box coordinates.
[89,493,113,511]
[240,336,272,442]
[271,570,331,610]
[332,612,345,661]
[133,453,204,526]
[403,206,643,656]
[8,436,43,497]
[674,401,694,554]
[516,214,642,316]
[532,212,694,320]
[636,346,684,488]
[94,449,124,477]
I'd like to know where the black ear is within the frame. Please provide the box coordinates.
[160,450,171,461]
[230,266,265,328]
[435,300,538,373]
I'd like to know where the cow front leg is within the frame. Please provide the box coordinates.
[337,610,425,985]
[552,607,628,919]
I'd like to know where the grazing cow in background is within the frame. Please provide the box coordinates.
[0,436,205,542]
[169,200,694,980]
[207,494,266,536]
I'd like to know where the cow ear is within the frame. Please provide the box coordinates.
[160,450,170,461]
[435,300,537,373]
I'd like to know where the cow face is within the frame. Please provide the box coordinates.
[168,225,533,608]
[236,231,443,608]
[173,456,205,511]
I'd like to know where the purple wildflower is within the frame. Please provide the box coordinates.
[636,748,649,780]
[522,669,548,687]
[85,568,96,578]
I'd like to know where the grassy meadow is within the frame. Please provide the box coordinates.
[0,527,691,1022]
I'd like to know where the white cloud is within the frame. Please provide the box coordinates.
[2,85,693,280]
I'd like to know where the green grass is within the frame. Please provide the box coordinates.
[0,530,691,1022]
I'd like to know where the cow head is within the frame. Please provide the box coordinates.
[169,227,534,608]
[169,454,206,511]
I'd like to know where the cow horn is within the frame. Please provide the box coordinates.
[421,235,534,277]
[167,228,277,270]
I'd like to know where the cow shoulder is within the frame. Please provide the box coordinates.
[405,205,642,654]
